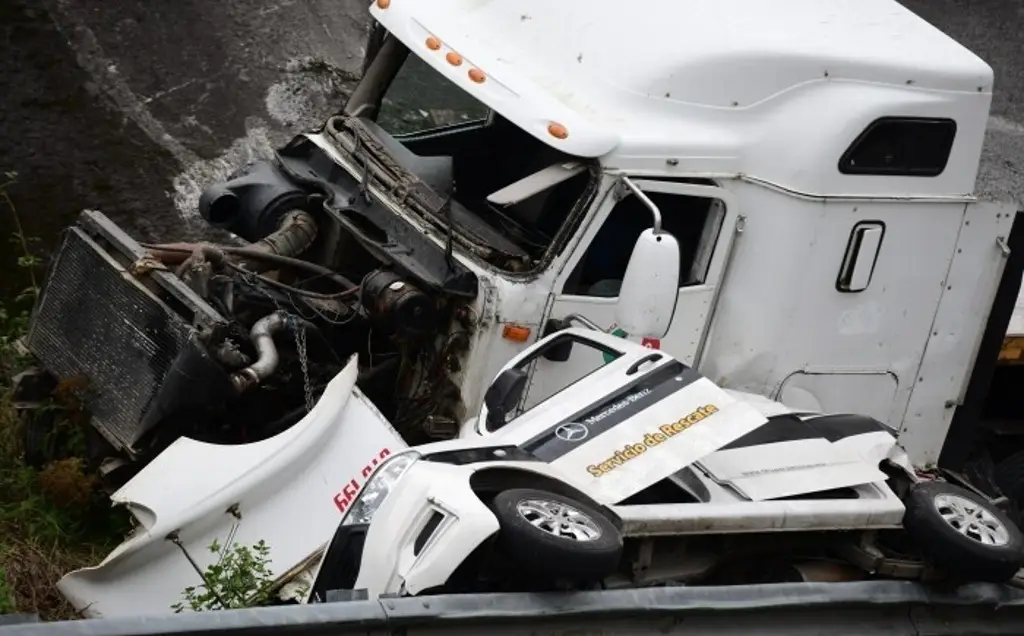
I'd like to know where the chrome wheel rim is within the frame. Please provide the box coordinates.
[933,493,1010,547]
[516,498,603,542]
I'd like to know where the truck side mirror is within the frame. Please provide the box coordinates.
[615,229,680,340]
[484,367,528,430]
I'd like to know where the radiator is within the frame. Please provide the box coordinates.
[25,211,228,455]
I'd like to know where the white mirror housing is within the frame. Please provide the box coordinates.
[615,229,680,339]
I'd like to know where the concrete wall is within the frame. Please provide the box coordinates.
[0,0,370,295]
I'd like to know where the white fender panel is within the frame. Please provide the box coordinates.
[57,356,409,617]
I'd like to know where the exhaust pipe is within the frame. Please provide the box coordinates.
[230,312,288,393]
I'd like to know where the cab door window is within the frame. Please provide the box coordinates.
[562,191,725,297]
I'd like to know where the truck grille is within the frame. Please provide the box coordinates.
[25,211,227,454]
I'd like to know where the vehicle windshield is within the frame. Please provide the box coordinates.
[377,53,490,134]
[362,52,595,271]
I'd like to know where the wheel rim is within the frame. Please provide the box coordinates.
[933,493,1010,547]
[516,498,603,542]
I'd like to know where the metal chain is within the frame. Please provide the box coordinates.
[294,319,314,413]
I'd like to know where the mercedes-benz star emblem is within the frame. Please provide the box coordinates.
[555,422,589,443]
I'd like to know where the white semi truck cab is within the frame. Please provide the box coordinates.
[344,0,1014,469]
[21,0,1022,504]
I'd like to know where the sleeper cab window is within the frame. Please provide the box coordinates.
[839,117,957,177]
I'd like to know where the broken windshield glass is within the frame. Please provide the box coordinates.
[378,54,490,135]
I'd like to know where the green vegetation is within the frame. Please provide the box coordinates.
[172,539,277,612]
[0,172,131,620]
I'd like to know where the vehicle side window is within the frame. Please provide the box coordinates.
[515,349,609,420]
[487,335,623,430]
[563,192,725,297]
[839,117,956,177]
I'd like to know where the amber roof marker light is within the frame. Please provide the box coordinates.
[548,123,569,139]
[446,51,463,66]
[376,0,390,8]
[468,68,487,83]
[425,36,441,51]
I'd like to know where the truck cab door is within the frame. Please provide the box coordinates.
[522,179,740,411]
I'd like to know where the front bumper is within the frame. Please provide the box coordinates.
[319,459,500,599]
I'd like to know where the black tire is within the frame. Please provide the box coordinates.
[489,488,623,581]
[902,481,1024,582]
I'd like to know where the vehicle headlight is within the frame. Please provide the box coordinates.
[342,451,420,526]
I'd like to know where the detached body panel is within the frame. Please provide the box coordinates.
[57,357,408,618]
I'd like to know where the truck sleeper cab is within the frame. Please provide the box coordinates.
[28,0,1024,618]
[20,0,1012,482]
[345,0,1012,471]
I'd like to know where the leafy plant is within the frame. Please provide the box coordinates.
[172,539,277,612]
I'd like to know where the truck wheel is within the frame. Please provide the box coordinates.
[489,488,622,581]
[902,481,1024,582]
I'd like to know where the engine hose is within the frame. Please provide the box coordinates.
[230,311,288,393]
[243,209,319,272]
[142,242,359,297]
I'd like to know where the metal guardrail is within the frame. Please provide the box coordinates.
[4,581,1024,635]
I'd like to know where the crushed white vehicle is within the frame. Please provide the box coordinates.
[304,325,1024,602]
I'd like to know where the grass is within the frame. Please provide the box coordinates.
[0,172,130,620]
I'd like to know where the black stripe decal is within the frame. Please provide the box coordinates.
[421,446,539,466]
[519,361,703,462]
[721,413,892,450]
